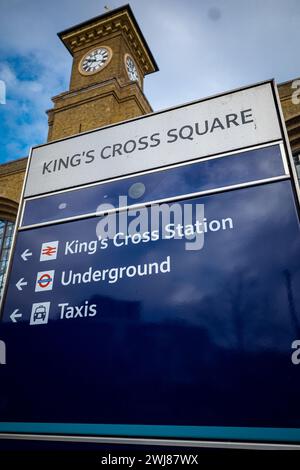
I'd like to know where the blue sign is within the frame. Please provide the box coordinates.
[1,158,300,443]
[0,79,299,446]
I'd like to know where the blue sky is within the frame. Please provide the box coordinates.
[0,0,300,164]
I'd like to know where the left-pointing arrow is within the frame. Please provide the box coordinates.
[10,309,22,323]
[16,278,28,291]
[21,249,33,261]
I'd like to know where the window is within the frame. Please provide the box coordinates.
[0,219,14,299]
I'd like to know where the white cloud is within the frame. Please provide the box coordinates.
[0,59,66,160]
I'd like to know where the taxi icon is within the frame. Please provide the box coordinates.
[33,305,47,322]
[30,302,50,326]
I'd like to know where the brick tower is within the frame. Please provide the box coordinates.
[47,5,158,142]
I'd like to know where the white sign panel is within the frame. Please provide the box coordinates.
[24,82,282,197]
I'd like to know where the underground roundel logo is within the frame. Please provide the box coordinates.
[35,270,55,292]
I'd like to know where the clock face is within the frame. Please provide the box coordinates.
[125,54,140,83]
[79,47,112,75]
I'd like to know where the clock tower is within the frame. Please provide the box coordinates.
[47,5,158,142]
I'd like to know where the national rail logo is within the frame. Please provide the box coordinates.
[40,241,59,261]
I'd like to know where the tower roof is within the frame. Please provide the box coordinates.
[58,4,158,76]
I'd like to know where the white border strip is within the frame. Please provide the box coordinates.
[0,433,300,450]
[19,175,289,231]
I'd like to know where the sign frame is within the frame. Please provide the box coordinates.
[1,79,300,449]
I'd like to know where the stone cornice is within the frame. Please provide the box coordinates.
[0,157,27,175]
[46,78,153,127]
[48,77,152,108]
